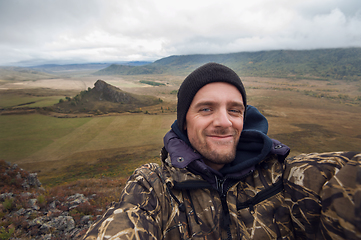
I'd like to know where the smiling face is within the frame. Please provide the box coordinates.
[185,82,245,171]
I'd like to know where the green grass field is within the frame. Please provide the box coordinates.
[0,113,175,185]
[0,95,63,108]
[0,114,91,160]
[0,113,175,162]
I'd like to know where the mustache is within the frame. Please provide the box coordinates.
[204,128,238,136]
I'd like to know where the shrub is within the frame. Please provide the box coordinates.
[3,199,14,212]
[0,227,14,240]
[37,195,46,208]
[139,80,165,86]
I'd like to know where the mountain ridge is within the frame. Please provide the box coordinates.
[94,48,361,80]
[30,61,152,73]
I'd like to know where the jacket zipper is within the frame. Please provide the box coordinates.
[215,169,255,240]
[237,180,284,214]
[216,176,233,240]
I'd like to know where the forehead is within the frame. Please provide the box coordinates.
[191,82,243,104]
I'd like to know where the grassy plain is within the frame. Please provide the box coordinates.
[1,73,361,186]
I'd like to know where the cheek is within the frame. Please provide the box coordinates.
[233,120,244,133]
[187,125,201,140]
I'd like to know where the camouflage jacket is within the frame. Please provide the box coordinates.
[83,151,361,240]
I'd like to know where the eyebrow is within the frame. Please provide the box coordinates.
[193,100,245,111]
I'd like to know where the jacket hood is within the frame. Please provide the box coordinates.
[220,105,272,174]
[164,105,286,176]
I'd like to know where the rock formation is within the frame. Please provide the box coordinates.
[94,79,135,103]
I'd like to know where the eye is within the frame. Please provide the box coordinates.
[229,109,243,116]
[200,108,211,112]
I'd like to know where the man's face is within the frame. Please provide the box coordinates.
[185,82,245,171]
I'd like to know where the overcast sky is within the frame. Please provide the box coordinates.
[1,0,361,66]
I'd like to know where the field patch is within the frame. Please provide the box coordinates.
[0,114,91,161]
[0,113,175,178]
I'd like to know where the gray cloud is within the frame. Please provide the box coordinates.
[0,0,360,66]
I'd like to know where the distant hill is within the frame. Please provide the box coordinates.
[30,61,152,73]
[94,64,166,75]
[94,48,361,81]
[0,67,57,81]
[54,80,162,114]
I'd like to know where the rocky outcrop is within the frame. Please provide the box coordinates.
[0,161,100,239]
[4,192,96,239]
[94,79,135,103]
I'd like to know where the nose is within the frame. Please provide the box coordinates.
[213,108,232,128]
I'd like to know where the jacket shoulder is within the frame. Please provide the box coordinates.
[318,152,361,239]
[283,151,361,239]
[284,151,357,190]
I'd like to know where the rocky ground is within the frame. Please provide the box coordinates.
[0,160,121,240]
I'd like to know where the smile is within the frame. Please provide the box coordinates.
[207,135,234,142]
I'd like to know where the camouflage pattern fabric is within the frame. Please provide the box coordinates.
[83,151,360,239]
[284,151,361,239]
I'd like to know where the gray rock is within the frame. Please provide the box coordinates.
[0,192,14,201]
[61,211,69,216]
[28,173,42,187]
[11,163,18,170]
[29,198,40,210]
[66,193,89,209]
[49,201,56,209]
[80,215,93,225]
[30,215,75,233]
[24,209,38,219]
[20,192,32,198]
[39,222,53,234]
[29,216,47,227]
[14,208,27,216]
[50,216,75,232]
[67,193,85,201]
[39,234,52,240]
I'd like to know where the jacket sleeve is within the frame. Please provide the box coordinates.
[283,151,361,239]
[82,163,164,240]
[318,152,361,239]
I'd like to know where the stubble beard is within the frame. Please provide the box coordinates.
[190,128,239,165]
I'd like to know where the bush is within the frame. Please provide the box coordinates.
[139,80,165,86]
[3,199,14,212]
[37,195,46,207]
[0,227,14,240]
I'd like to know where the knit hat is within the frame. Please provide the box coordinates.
[177,62,247,132]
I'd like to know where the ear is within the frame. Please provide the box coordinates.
[183,121,187,130]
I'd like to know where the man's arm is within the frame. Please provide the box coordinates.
[82,163,164,240]
[283,151,361,239]
[318,152,361,239]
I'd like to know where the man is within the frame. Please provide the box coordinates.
[83,63,360,239]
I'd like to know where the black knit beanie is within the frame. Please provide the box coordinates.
[177,62,247,133]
